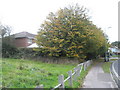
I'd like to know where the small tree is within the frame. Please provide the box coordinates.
[0,23,18,58]
[2,42,19,58]
[0,24,12,38]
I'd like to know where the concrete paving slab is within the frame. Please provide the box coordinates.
[82,63,116,88]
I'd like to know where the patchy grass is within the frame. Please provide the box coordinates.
[74,65,92,88]
[2,58,92,88]
[112,55,120,57]
[93,59,104,63]
[102,62,112,73]
[2,58,77,88]
[110,59,118,61]
[93,58,112,73]
[64,65,92,88]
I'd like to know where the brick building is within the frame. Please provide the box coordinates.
[13,31,36,48]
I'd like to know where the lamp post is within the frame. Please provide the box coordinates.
[104,27,112,62]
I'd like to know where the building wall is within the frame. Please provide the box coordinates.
[14,38,29,48]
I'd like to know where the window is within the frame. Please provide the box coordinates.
[28,39,32,44]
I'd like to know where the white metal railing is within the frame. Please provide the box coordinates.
[110,60,120,88]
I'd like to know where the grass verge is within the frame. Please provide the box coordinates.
[2,58,92,88]
[74,65,92,88]
[64,63,92,88]
[94,58,112,73]
[2,58,76,88]
[112,55,120,57]
[110,59,118,61]
[102,61,112,73]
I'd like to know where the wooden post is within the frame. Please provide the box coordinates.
[74,67,77,81]
[88,61,89,67]
[84,62,86,71]
[91,60,92,65]
[88,61,90,67]
[58,74,64,89]
[76,65,80,77]
[86,61,88,68]
[78,65,81,76]
[80,64,82,73]
[68,70,72,87]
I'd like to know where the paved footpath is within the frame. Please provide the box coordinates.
[82,62,117,88]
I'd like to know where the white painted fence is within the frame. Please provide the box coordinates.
[36,60,92,89]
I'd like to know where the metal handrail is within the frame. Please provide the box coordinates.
[52,83,61,90]
[111,61,120,88]
[64,76,70,82]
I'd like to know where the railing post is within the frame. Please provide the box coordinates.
[58,74,64,89]
[86,61,88,68]
[74,67,77,81]
[76,65,80,77]
[78,65,81,76]
[84,62,86,71]
[68,70,72,87]
[80,63,83,73]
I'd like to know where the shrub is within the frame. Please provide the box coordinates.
[2,42,19,58]
[18,48,37,59]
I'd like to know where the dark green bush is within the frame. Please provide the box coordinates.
[2,43,41,59]
[18,48,37,59]
[2,42,19,58]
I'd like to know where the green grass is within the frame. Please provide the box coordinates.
[93,58,112,73]
[112,55,120,57]
[73,65,92,88]
[2,58,93,88]
[64,65,92,88]
[110,59,118,61]
[102,61,112,73]
[2,58,77,88]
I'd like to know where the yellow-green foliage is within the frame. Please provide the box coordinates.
[35,5,108,60]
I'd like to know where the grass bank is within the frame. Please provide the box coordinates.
[64,64,92,88]
[102,61,112,73]
[102,58,118,73]
[2,58,76,88]
[112,55,120,57]
[2,58,92,88]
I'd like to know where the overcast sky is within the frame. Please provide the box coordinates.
[0,0,119,43]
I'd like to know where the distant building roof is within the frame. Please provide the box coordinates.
[14,31,36,39]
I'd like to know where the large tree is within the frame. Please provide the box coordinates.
[35,5,108,60]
